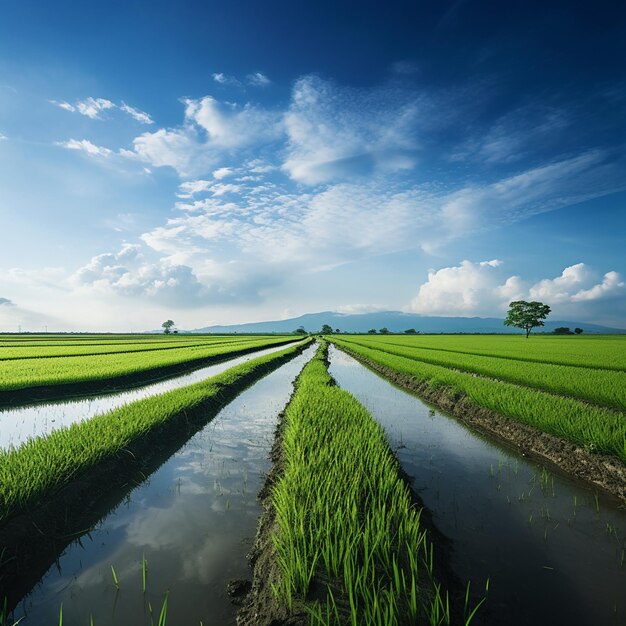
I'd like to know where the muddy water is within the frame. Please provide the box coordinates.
[0,341,303,449]
[328,345,626,626]
[8,343,317,626]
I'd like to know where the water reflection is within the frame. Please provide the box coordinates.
[10,343,316,626]
[0,341,301,449]
[328,344,626,626]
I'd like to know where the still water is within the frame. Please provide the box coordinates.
[9,343,317,626]
[329,344,626,626]
[0,341,303,449]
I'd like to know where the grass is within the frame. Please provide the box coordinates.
[332,338,626,463]
[0,335,297,392]
[268,341,483,625]
[335,336,626,411]
[0,338,309,523]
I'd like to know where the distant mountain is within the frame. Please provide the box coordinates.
[188,311,626,334]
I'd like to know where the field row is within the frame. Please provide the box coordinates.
[332,338,626,462]
[359,334,626,371]
[0,336,263,360]
[249,342,474,625]
[0,339,309,523]
[336,337,626,411]
[0,336,296,392]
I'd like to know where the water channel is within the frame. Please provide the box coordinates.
[7,342,317,626]
[328,344,626,626]
[0,341,303,450]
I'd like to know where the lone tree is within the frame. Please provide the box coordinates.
[321,324,333,334]
[367,328,377,334]
[575,327,583,334]
[504,301,551,338]
[294,326,307,335]
[161,319,175,334]
[379,327,390,334]
[404,328,417,334]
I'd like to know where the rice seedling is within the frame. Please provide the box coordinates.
[333,339,626,463]
[0,335,298,392]
[0,339,310,523]
[266,342,484,624]
[335,336,626,411]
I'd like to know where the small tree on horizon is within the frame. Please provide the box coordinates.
[367,328,377,334]
[379,327,390,334]
[294,326,307,335]
[504,301,551,338]
[321,324,333,334]
[575,327,583,334]
[404,328,417,334]
[161,319,175,334]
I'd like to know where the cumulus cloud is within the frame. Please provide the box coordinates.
[129,96,282,177]
[120,102,154,124]
[70,243,264,306]
[407,260,625,321]
[177,180,213,198]
[212,167,233,179]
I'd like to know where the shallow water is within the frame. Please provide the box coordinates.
[0,341,302,449]
[328,344,626,626]
[8,342,317,626]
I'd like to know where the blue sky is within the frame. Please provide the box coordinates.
[1,0,625,331]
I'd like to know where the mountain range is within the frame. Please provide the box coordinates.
[186,311,625,334]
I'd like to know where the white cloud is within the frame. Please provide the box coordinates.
[0,132,7,140]
[50,100,77,113]
[212,167,233,179]
[57,138,113,158]
[407,260,625,320]
[76,97,115,119]
[247,72,271,87]
[177,180,213,198]
[283,75,419,184]
[120,102,154,124]
[210,183,240,196]
[212,72,241,86]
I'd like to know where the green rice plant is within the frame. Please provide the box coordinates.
[337,336,626,411]
[0,335,297,392]
[0,339,310,523]
[111,565,120,590]
[352,334,626,372]
[333,339,626,463]
[268,342,483,625]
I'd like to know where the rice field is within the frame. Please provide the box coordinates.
[331,334,626,462]
[0,334,297,393]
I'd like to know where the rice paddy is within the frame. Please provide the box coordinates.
[1,332,625,625]
[332,335,626,462]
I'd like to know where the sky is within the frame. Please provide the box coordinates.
[0,0,625,332]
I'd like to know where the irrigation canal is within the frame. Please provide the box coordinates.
[0,341,305,450]
[328,344,626,626]
[7,342,318,625]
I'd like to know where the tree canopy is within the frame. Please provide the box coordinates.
[504,301,551,338]
[161,320,175,334]
[321,324,333,334]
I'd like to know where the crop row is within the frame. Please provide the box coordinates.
[0,336,264,361]
[0,336,296,392]
[332,339,626,463]
[0,339,309,524]
[264,342,482,625]
[359,334,626,372]
[337,337,626,412]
